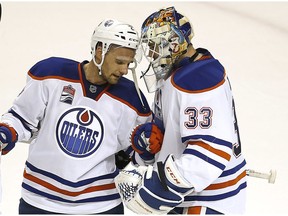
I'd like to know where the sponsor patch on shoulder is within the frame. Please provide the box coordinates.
[60,85,75,104]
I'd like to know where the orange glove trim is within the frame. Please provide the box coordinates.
[148,124,163,154]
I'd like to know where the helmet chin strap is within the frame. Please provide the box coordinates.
[92,53,105,76]
[189,50,199,62]
[92,43,110,76]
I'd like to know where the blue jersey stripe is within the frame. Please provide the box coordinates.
[183,149,225,170]
[8,109,33,135]
[182,135,232,149]
[22,183,120,203]
[184,182,247,202]
[26,161,118,187]
[220,159,246,177]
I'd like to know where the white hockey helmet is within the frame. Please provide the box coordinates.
[91,19,140,72]
[140,6,194,92]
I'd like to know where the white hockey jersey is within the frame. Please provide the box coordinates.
[1,57,152,214]
[152,48,247,214]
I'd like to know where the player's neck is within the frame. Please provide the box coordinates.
[180,46,202,62]
[83,61,107,85]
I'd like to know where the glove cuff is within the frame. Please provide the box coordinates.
[0,123,18,142]
[130,125,144,154]
[162,154,194,194]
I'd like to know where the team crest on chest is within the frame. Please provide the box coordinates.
[56,107,104,158]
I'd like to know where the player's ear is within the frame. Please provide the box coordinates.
[96,45,102,52]
[95,46,103,63]
[95,45,103,55]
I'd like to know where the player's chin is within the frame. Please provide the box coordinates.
[108,78,120,85]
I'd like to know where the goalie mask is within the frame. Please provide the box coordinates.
[140,6,194,92]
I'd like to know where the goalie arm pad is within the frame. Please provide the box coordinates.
[161,154,194,195]
[114,162,148,201]
[115,154,194,214]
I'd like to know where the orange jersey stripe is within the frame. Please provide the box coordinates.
[28,71,80,83]
[24,170,116,197]
[172,77,225,94]
[187,206,202,215]
[205,170,246,190]
[78,63,87,96]
[105,91,152,117]
[188,140,231,161]
[187,206,202,214]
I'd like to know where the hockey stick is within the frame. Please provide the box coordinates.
[246,169,277,184]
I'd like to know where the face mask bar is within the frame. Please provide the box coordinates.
[140,61,166,93]
[140,36,172,93]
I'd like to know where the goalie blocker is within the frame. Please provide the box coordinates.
[115,154,194,214]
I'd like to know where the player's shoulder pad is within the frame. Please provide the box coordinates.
[107,77,151,115]
[28,57,80,81]
[171,56,225,93]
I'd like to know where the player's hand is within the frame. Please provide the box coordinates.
[115,154,194,214]
[115,162,148,202]
[0,123,18,155]
[130,122,163,161]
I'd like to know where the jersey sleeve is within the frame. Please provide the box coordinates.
[117,97,152,152]
[1,57,80,143]
[1,70,48,142]
[176,77,236,192]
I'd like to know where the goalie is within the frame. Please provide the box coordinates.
[115,6,247,215]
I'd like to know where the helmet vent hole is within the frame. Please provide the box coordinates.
[128,31,137,35]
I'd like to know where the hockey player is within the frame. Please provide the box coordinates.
[115,6,247,214]
[0,19,152,214]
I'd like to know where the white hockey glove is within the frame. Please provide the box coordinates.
[115,162,148,202]
[115,154,194,214]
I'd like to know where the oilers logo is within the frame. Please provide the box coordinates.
[56,107,104,158]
